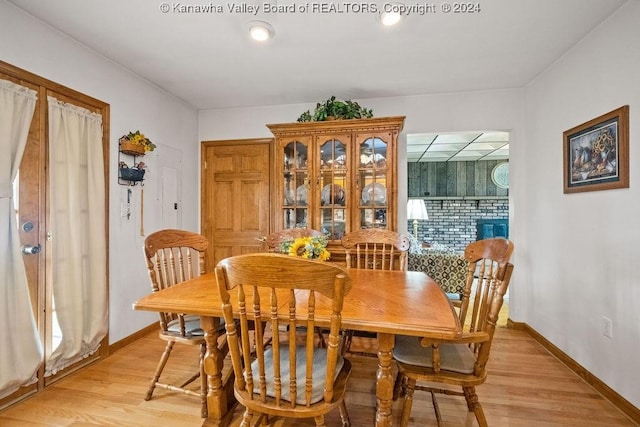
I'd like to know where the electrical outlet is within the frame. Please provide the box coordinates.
[602,316,613,339]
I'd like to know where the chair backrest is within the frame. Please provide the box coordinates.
[458,238,514,369]
[342,228,411,271]
[265,228,326,252]
[215,253,352,409]
[144,229,208,335]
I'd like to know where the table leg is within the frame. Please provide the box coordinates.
[375,332,395,427]
[200,316,227,425]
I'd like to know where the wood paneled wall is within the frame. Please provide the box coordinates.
[408,160,509,198]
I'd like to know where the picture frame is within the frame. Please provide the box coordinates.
[563,105,629,193]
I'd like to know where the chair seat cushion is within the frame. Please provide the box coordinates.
[167,314,204,336]
[167,315,228,337]
[446,292,461,301]
[250,346,344,405]
[393,335,475,374]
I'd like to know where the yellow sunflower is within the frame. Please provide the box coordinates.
[288,237,311,258]
[281,235,330,260]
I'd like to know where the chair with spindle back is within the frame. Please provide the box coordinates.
[143,229,223,418]
[342,228,411,271]
[215,253,353,426]
[340,228,411,355]
[392,238,514,426]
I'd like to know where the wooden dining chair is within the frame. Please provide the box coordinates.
[143,229,222,418]
[214,253,353,427]
[392,238,515,427]
[342,228,411,271]
[340,228,411,355]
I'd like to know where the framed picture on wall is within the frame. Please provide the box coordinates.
[563,105,629,194]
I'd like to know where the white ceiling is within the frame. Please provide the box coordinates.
[6,0,625,160]
[407,131,509,162]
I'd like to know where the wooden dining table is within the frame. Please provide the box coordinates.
[133,268,461,427]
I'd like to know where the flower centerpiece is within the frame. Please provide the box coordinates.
[279,236,331,261]
[119,130,156,155]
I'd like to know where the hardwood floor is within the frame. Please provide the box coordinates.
[0,325,636,426]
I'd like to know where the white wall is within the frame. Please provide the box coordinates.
[0,1,200,343]
[520,0,640,407]
[199,88,524,236]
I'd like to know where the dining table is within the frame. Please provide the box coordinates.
[133,267,461,427]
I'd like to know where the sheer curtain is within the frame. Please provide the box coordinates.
[46,96,107,375]
[0,80,42,399]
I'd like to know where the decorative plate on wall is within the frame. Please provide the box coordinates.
[491,162,509,189]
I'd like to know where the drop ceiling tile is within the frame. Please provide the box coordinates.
[408,131,509,162]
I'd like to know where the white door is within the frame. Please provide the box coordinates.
[157,146,182,229]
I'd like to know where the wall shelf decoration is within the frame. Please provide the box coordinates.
[119,140,145,156]
[118,133,153,186]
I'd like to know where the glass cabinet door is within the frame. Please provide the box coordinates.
[317,136,348,240]
[358,136,389,229]
[282,140,310,229]
[269,117,403,242]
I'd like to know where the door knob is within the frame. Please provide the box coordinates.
[22,244,41,255]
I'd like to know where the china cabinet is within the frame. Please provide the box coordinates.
[267,116,405,260]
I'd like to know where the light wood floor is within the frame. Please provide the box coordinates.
[0,325,636,426]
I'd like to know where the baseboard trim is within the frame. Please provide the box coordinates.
[507,318,639,424]
[109,323,157,354]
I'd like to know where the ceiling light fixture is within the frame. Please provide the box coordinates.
[248,21,275,42]
[380,3,403,26]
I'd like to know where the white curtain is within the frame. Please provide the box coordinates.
[46,96,107,376]
[0,80,43,399]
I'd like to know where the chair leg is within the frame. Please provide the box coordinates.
[199,343,208,418]
[255,413,268,426]
[240,408,254,427]
[463,386,487,427]
[431,391,443,427]
[338,400,351,427]
[313,415,326,426]
[145,340,175,400]
[399,377,416,427]
[393,371,405,401]
[340,330,353,355]
[316,327,327,348]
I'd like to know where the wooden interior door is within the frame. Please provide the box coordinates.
[201,139,272,272]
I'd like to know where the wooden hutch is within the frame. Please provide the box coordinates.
[267,116,405,262]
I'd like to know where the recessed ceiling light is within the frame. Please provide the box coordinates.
[380,4,403,26]
[248,21,275,42]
